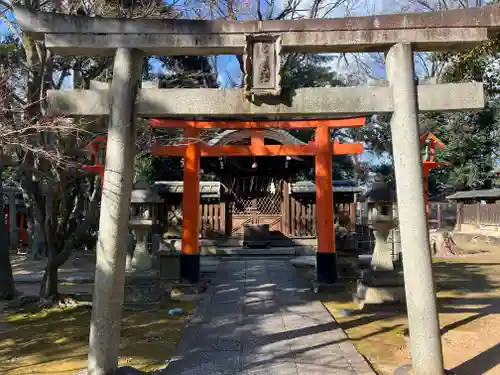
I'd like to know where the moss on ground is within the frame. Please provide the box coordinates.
[0,299,195,375]
[321,253,500,375]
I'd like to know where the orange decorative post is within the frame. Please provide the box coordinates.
[315,126,337,283]
[420,132,448,217]
[181,128,202,283]
[82,135,106,185]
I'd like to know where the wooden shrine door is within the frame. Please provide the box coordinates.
[229,192,283,236]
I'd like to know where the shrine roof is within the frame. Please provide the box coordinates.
[208,129,305,146]
[290,181,363,194]
[447,189,500,201]
[153,180,362,196]
[154,181,221,198]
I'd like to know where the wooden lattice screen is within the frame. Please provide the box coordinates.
[231,193,283,215]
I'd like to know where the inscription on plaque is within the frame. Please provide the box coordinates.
[244,34,281,96]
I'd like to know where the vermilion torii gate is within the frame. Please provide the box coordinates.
[150,118,364,283]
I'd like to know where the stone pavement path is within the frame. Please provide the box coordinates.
[164,259,375,375]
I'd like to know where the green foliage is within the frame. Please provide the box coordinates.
[441,34,500,95]
[362,35,500,194]
[135,153,183,182]
[281,54,343,89]
[282,54,356,181]
[362,106,499,195]
[140,55,218,181]
[426,31,500,194]
[425,102,500,192]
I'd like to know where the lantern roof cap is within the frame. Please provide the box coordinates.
[131,175,164,204]
[358,174,397,203]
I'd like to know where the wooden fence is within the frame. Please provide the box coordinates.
[460,203,500,226]
[286,197,354,237]
[428,202,457,229]
[160,195,357,239]
[161,199,227,238]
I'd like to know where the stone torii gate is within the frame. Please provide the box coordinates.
[12,4,500,375]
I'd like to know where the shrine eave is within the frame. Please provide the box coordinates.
[153,180,363,196]
[447,189,500,201]
[290,181,363,194]
[154,181,221,198]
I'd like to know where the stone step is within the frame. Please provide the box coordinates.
[219,255,293,261]
[214,247,296,256]
[160,238,318,252]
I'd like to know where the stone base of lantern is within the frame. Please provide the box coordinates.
[337,252,360,279]
[124,270,163,305]
[315,252,339,284]
[180,253,201,284]
[157,252,181,281]
[353,269,406,309]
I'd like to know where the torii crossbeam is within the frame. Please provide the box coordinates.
[150,117,365,283]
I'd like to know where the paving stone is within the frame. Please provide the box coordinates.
[241,360,298,375]
[281,312,333,330]
[287,325,346,351]
[165,351,241,375]
[241,313,285,334]
[212,290,244,304]
[295,362,357,375]
[242,351,295,366]
[176,324,242,352]
[244,284,276,293]
[245,290,275,300]
[242,340,292,355]
[164,259,374,375]
[202,313,243,328]
[205,301,242,319]
[243,299,281,315]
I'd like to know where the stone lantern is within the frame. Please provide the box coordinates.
[354,175,405,308]
[362,175,398,271]
[126,176,164,272]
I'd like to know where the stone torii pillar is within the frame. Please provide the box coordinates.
[87,48,142,375]
[386,43,444,375]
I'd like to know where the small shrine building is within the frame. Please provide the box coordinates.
[153,128,363,242]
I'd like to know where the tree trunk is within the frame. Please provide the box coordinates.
[38,191,61,303]
[0,169,15,300]
[32,213,47,259]
[39,260,59,302]
[0,244,15,300]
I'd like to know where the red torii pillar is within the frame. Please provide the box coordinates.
[180,128,202,282]
[150,118,365,284]
[315,126,336,283]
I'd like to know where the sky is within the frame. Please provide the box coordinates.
[0,0,441,86]
[0,0,434,168]
[1,0,493,169]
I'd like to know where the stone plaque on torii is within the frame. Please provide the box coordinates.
[243,34,282,96]
[12,4,500,375]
